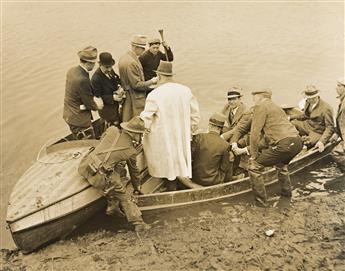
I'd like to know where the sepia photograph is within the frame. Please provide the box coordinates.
[1,0,344,270]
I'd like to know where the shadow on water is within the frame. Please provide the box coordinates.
[71,157,344,240]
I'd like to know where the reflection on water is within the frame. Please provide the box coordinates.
[1,2,344,248]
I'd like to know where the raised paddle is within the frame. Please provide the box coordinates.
[158,29,169,61]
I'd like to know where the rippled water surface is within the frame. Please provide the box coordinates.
[1,2,344,248]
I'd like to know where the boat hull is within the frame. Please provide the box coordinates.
[10,198,106,254]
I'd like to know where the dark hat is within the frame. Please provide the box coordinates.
[209,113,226,128]
[99,52,115,66]
[131,35,147,48]
[302,85,320,98]
[154,60,174,76]
[148,38,161,45]
[120,116,145,134]
[227,87,242,99]
[78,46,97,63]
[251,89,272,98]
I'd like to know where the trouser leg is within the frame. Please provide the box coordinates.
[248,159,268,203]
[276,164,292,197]
[104,173,143,223]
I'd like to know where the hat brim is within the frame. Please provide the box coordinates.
[99,59,115,66]
[227,95,242,99]
[154,70,175,76]
[304,94,320,99]
[120,122,144,134]
[80,57,97,63]
[132,42,146,49]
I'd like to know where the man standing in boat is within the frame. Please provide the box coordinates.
[290,85,334,152]
[91,52,125,128]
[191,113,232,186]
[140,61,200,190]
[63,46,103,139]
[118,35,159,122]
[248,90,303,207]
[139,37,174,81]
[78,116,150,232]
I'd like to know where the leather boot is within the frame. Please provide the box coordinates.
[248,159,268,206]
[105,192,125,217]
[276,165,292,197]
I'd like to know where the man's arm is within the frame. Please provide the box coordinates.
[140,98,158,131]
[79,77,98,110]
[250,105,267,159]
[319,107,335,144]
[190,94,201,134]
[229,112,252,144]
[126,62,154,91]
[160,45,174,61]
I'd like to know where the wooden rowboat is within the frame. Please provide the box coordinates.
[6,119,338,253]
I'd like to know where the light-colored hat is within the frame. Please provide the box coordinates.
[209,113,226,128]
[120,116,145,134]
[148,38,161,45]
[280,104,296,110]
[302,85,320,98]
[131,35,147,48]
[78,46,97,63]
[251,89,272,98]
[227,87,242,99]
[337,77,345,86]
[154,60,174,76]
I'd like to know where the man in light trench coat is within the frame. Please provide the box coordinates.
[140,61,200,190]
[118,35,159,122]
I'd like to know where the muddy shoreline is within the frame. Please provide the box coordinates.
[1,177,344,271]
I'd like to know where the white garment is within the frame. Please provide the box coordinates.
[140,82,200,180]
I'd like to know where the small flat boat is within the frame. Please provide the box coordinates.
[6,119,338,253]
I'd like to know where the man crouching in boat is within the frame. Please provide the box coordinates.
[191,113,232,186]
[78,116,150,232]
[249,90,303,207]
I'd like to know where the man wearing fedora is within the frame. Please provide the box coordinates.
[119,35,159,122]
[191,113,232,186]
[63,46,103,139]
[291,85,334,152]
[220,87,248,142]
[78,116,150,232]
[248,90,303,206]
[139,37,174,81]
[140,60,200,189]
[91,52,124,127]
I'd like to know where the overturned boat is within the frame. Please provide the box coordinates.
[6,120,338,253]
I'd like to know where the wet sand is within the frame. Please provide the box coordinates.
[1,164,344,271]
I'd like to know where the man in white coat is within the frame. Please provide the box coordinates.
[140,61,200,189]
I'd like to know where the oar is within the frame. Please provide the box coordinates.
[158,29,169,61]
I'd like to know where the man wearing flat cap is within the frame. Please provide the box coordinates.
[91,52,124,127]
[119,35,159,122]
[78,116,150,232]
[140,61,200,190]
[139,37,174,81]
[220,87,248,142]
[63,46,103,139]
[331,77,345,172]
[290,85,334,152]
[248,89,303,206]
[191,113,232,186]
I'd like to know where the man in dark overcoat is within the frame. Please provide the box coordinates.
[191,113,231,186]
[91,52,124,127]
[118,35,158,122]
[248,90,303,206]
[63,46,102,139]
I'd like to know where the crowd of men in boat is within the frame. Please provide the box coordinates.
[63,34,345,232]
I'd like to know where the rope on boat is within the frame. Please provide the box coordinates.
[36,137,82,164]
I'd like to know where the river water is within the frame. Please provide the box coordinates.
[1,1,344,249]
